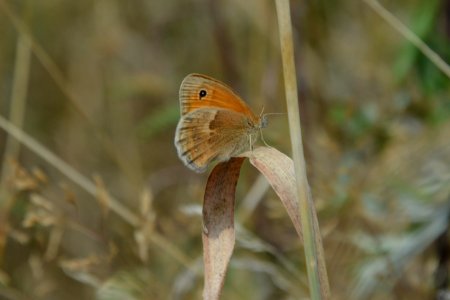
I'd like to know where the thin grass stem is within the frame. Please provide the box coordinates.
[363,0,450,79]
[275,0,330,298]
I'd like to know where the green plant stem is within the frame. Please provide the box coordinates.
[275,0,330,298]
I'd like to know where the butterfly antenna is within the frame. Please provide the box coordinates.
[259,105,264,118]
[263,112,287,117]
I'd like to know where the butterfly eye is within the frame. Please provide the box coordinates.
[199,89,207,99]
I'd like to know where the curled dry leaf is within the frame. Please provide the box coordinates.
[242,146,303,241]
[202,157,244,300]
[245,147,329,296]
[202,147,310,299]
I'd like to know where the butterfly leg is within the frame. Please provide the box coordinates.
[259,128,271,147]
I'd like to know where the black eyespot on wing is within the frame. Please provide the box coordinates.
[199,89,207,99]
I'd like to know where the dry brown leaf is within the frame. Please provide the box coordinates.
[32,167,48,185]
[243,146,303,241]
[60,183,78,208]
[12,164,39,191]
[246,147,329,293]
[93,175,111,218]
[202,147,326,299]
[30,193,54,211]
[44,225,65,261]
[202,157,244,300]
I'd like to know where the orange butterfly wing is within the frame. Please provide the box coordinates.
[175,108,252,172]
[175,73,261,173]
[179,73,258,123]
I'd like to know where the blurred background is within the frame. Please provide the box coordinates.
[0,0,449,299]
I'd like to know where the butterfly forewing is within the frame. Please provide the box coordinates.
[179,73,258,122]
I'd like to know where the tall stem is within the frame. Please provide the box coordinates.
[275,0,330,298]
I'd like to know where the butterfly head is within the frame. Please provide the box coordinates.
[260,114,269,129]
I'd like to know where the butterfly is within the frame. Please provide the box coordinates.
[174,73,267,173]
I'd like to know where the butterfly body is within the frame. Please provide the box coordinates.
[174,73,265,173]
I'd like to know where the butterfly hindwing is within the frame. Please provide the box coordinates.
[174,108,254,173]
